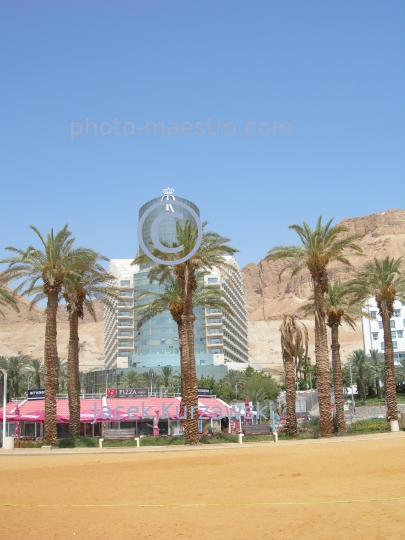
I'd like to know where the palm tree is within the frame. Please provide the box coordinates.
[29,358,44,389]
[348,349,369,404]
[266,216,363,436]
[1,225,95,445]
[300,282,364,433]
[0,355,31,399]
[159,365,177,388]
[368,349,384,398]
[121,370,141,388]
[222,370,246,399]
[280,315,309,436]
[347,257,405,423]
[242,372,279,413]
[395,358,405,390]
[133,265,235,444]
[0,275,19,317]
[62,258,115,438]
[56,358,68,394]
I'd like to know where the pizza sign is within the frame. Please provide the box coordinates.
[106,388,148,398]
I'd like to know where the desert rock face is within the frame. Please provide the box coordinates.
[243,209,405,371]
[0,209,404,373]
[0,293,105,370]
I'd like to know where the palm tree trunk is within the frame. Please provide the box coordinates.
[44,290,59,446]
[313,280,333,436]
[181,266,199,444]
[68,311,81,439]
[284,352,298,435]
[358,367,367,405]
[330,324,346,433]
[382,314,398,422]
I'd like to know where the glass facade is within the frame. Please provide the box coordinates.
[133,269,210,366]
[138,196,200,262]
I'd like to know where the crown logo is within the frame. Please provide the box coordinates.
[161,187,175,211]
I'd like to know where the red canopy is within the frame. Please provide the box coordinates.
[17,410,45,422]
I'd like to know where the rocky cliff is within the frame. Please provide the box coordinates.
[243,209,405,370]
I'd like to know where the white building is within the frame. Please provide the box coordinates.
[361,298,405,361]
[104,259,136,369]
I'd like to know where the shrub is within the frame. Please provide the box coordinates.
[57,438,76,448]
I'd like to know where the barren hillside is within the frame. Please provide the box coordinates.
[0,292,104,370]
[243,209,405,370]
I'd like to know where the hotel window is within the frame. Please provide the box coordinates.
[372,332,379,340]
[370,311,377,319]
[119,351,131,357]
[119,331,131,336]
[211,348,222,354]
[200,360,206,365]
[394,309,401,317]
[119,341,132,347]
[119,321,131,326]
[209,308,221,313]
[390,320,395,329]
[391,331,397,339]
[381,342,385,351]
[210,338,222,344]
[120,280,130,286]
[120,291,131,297]
[208,277,218,284]
[393,341,398,350]
[119,301,132,306]
[378,322,383,329]
[209,318,221,324]
[397,330,404,338]
[209,328,220,334]
[119,311,131,316]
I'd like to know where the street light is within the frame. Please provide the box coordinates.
[1,369,7,449]
[348,364,355,417]
[309,373,313,410]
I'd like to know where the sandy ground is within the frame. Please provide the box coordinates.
[0,436,404,540]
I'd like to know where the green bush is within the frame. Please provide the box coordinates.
[57,438,76,448]
[346,418,390,435]
[200,433,238,444]
[140,436,186,446]
[57,437,98,448]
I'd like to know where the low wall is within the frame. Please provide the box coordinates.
[345,404,405,419]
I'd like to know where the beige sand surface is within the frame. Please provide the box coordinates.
[0,436,404,540]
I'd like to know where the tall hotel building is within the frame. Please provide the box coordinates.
[104,193,249,372]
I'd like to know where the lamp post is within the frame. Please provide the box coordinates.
[348,364,355,417]
[1,369,7,449]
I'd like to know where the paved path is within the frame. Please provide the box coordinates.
[1,431,404,457]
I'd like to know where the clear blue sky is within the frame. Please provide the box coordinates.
[1,0,404,269]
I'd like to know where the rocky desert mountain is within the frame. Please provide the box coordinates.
[0,209,404,373]
[0,292,105,371]
[243,209,405,372]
